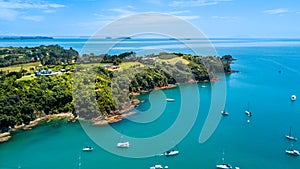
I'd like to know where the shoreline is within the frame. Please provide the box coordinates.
[0,77,229,143]
[90,78,221,125]
[0,112,76,143]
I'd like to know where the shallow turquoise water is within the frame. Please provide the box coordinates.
[1,39,300,168]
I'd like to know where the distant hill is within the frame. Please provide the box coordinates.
[0,36,53,40]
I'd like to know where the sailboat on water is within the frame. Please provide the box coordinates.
[221,109,229,116]
[216,152,240,169]
[286,127,297,141]
[286,144,300,156]
[117,135,130,148]
[245,102,252,117]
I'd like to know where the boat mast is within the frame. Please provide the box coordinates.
[247,102,250,111]
[78,153,81,169]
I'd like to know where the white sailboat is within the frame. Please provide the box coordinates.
[117,141,130,148]
[245,102,252,117]
[166,98,174,102]
[286,149,300,156]
[117,135,130,148]
[291,95,296,101]
[221,109,229,116]
[216,152,232,169]
[82,146,93,151]
[150,164,164,169]
[164,150,179,156]
[286,127,297,141]
[286,144,300,156]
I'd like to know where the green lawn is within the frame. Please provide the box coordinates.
[157,57,189,65]
[119,62,145,71]
[0,62,41,73]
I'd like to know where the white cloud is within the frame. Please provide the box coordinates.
[210,15,237,23]
[170,0,232,7]
[81,6,200,32]
[168,10,190,15]
[0,0,65,21]
[0,8,18,20]
[21,15,44,21]
[0,0,65,9]
[108,8,137,17]
[144,0,163,5]
[263,8,289,15]
[177,15,199,20]
[43,9,56,13]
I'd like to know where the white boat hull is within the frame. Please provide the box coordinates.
[286,150,300,156]
[117,142,130,148]
[286,135,297,141]
[82,147,93,151]
[165,150,179,156]
[216,164,232,169]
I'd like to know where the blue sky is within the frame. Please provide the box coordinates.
[0,0,300,37]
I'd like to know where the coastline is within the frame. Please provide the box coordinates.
[0,113,76,143]
[91,77,224,125]
[0,76,229,143]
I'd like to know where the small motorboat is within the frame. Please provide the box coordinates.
[117,141,130,148]
[82,147,93,151]
[221,110,229,116]
[216,164,232,169]
[166,98,174,102]
[286,149,300,156]
[201,85,207,88]
[291,95,296,101]
[150,165,163,169]
[164,150,179,156]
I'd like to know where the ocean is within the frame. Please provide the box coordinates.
[0,38,300,169]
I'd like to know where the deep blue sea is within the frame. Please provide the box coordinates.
[1,38,300,169]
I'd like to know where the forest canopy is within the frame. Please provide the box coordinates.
[0,45,235,132]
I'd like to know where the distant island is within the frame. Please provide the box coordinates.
[0,45,237,142]
[0,36,53,40]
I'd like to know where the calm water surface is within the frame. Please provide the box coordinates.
[0,38,300,169]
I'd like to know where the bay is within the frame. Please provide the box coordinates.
[1,38,300,169]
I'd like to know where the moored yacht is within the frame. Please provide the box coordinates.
[291,95,296,101]
[286,149,300,156]
[164,150,179,156]
[150,165,163,169]
[286,127,297,141]
[216,164,232,169]
[82,147,93,151]
[245,110,252,117]
[221,110,229,116]
[117,141,130,148]
[166,98,174,102]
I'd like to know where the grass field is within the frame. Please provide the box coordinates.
[0,62,41,73]
[119,62,145,71]
[157,56,189,65]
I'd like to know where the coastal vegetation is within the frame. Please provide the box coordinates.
[0,45,236,135]
[0,45,78,67]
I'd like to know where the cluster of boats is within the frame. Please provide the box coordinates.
[285,94,299,156]
[285,127,300,156]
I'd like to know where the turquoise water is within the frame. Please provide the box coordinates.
[1,39,300,168]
